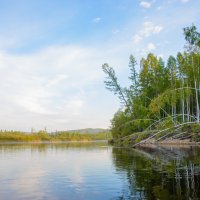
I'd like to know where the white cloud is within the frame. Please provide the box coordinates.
[132,21,163,44]
[0,44,125,131]
[140,1,151,8]
[0,46,95,116]
[140,21,163,37]
[133,34,143,44]
[112,29,119,34]
[62,98,84,116]
[93,17,101,23]
[180,0,190,3]
[46,74,68,87]
[147,43,156,51]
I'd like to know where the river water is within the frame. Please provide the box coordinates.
[0,142,200,200]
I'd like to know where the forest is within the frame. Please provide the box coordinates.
[102,25,200,145]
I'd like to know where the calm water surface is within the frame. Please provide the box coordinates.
[0,142,200,200]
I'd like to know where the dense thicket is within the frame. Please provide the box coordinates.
[102,25,200,139]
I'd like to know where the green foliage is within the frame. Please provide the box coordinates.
[183,25,200,51]
[128,54,138,92]
[0,130,111,142]
[37,130,50,141]
[102,24,200,140]
[102,63,130,110]
[134,132,150,143]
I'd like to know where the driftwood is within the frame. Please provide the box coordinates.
[133,121,199,148]
[172,132,187,139]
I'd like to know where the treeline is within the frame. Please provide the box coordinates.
[102,25,200,139]
[0,130,111,142]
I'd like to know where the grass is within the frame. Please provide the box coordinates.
[0,130,111,142]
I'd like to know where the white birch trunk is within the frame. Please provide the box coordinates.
[194,80,199,122]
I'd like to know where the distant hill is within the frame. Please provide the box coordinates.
[65,128,110,134]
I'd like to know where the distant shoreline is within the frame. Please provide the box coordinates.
[0,140,108,145]
[0,130,111,143]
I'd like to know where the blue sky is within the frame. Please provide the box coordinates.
[0,0,199,131]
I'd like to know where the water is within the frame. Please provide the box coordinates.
[0,142,200,200]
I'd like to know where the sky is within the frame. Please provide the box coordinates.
[0,0,199,132]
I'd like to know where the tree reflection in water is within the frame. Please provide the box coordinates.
[112,145,200,200]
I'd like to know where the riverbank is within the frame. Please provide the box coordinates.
[110,124,200,147]
[0,140,109,145]
[110,137,200,148]
[0,130,111,142]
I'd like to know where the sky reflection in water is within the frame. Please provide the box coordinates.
[0,142,200,200]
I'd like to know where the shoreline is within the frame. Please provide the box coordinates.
[136,138,200,146]
[0,140,108,145]
[136,140,200,147]
[110,136,200,148]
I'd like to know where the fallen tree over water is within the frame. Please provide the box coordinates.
[109,119,200,148]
